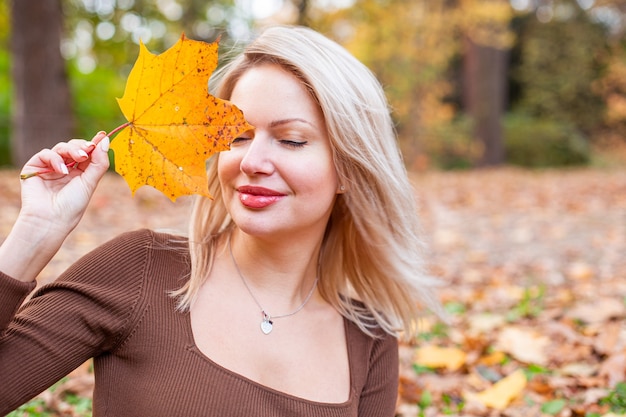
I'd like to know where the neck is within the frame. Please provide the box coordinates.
[226,229,322,310]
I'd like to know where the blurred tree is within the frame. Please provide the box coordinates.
[5,0,261,167]
[312,0,514,168]
[10,0,74,166]
[460,0,514,166]
[0,0,12,166]
[312,0,459,169]
[511,0,607,135]
[61,0,247,76]
[592,39,626,149]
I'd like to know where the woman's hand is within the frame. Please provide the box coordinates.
[19,131,110,231]
[0,132,110,282]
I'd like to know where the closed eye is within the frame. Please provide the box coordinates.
[231,137,251,145]
[280,140,307,148]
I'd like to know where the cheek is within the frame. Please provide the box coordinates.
[291,157,338,195]
[217,152,239,184]
[216,153,240,203]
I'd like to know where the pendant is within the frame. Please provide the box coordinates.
[260,311,273,335]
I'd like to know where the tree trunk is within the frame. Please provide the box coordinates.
[295,0,310,26]
[10,0,73,166]
[463,37,508,166]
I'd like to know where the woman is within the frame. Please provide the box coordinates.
[0,26,440,416]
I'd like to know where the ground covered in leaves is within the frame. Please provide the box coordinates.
[1,167,625,417]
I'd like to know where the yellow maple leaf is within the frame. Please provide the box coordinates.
[414,345,467,371]
[111,34,252,201]
[464,368,527,410]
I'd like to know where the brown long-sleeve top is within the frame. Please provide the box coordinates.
[0,229,399,416]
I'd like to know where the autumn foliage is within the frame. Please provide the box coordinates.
[3,167,624,416]
[112,34,252,201]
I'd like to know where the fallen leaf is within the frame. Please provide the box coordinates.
[495,326,549,365]
[566,297,626,324]
[567,261,595,280]
[464,368,527,410]
[414,345,467,371]
[467,312,506,335]
[112,34,252,201]
[559,362,599,377]
[593,321,623,355]
[599,352,626,387]
[478,351,506,366]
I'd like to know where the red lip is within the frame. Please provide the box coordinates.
[237,185,286,209]
[237,186,285,196]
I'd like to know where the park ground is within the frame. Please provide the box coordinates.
[1,167,625,416]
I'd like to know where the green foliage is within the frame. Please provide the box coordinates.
[417,390,432,417]
[68,61,127,140]
[443,301,466,315]
[441,393,464,414]
[423,117,478,170]
[541,398,566,414]
[0,0,249,167]
[5,398,53,417]
[600,382,626,413]
[0,47,11,166]
[507,285,546,322]
[504,113,590,167]
[5,381,93,417]
[417,322,450,342]
[511,0,607,135]
[312,0,459,169]
[523,363,551,380]
[412,363,437,375]
[0,0,10,166]
[61,0,249,76]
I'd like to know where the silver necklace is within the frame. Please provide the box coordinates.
[228,239,319,335]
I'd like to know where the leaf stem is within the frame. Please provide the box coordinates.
[19,121,132,180]
[107,121,131,138]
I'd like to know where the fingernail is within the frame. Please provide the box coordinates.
[100,136,110,152]
[78,150,88,158]
[59,163,69,175]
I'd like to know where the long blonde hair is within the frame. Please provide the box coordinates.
[173,26,441,339]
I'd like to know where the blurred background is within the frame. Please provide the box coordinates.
[2,0,625,171]
[2,2,626,415]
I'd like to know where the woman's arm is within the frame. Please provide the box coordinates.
[358,333,399,417]
[0,132,110,282]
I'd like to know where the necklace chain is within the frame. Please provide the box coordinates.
[228,238,319,334]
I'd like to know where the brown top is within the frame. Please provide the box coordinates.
[0,229,398,416]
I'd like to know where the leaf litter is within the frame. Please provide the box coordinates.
[1,167,625,416]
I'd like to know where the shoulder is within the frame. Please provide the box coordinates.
[345,317,398,402]
[83,228,188,267]
[41,229,189,290]
[345,317,398,359]
[95,228,188,256]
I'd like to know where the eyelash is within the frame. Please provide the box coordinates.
[232,137,250,145]
[231,137,307,149]
[280,140,307,148]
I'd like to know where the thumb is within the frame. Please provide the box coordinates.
[82,134,110,186]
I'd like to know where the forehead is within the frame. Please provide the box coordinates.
[229,63,323,126]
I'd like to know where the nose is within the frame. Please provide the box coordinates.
[239,135,275,176]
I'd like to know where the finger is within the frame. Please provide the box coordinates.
[80,135,110,188]
[90,131,107,146]
[23,148,69,175]
[65,132,108,167]
[52,140,94,164]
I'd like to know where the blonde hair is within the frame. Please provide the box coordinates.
[173,26,441,339]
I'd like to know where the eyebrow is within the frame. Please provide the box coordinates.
[268,118,315,128]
